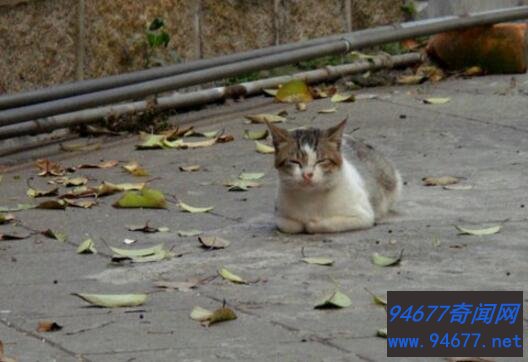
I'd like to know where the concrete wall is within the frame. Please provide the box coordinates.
[0,0,405,93]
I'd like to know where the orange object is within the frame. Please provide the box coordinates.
[426,23,528,74]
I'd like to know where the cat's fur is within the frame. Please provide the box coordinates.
[266,119,401,234]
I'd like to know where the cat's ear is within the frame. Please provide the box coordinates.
[325,118,347,147]
[265,120,290,148]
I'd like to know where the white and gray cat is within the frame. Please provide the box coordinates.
[266,119,401,234]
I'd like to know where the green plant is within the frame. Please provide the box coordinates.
[145,18,171,67]
[401,1,417,20]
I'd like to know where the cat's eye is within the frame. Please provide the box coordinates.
[288,160,302,166]
[316,159,331,165]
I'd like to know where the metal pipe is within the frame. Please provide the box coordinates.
[0,53,421,140]
[1,5,528,127]
[0,28,388,110]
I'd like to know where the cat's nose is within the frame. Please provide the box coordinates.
[302,171,314,181]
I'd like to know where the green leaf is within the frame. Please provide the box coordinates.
[190,306,213,321]
[77,239,97,254]
[177,229,202,237]
[365,288,387,305]
[113,188,167,209]
[315,289,352,309]
[218,267,247,284]
[302,257,334,266]
[244,114,286,124]
[423,97,450,105]
[136,133,167,149]
[276,79,313,103]
[72,293,148,308]
[0,204,35,212]
[318,108,337,114]
[455,225,501,236]
[255,141,275,154]
[371,250,403,267]
[199,235,231,249]
[239,172,265,181]
[42,229,67,242]
[208,307,237,326]
[243,129,269,140]
[330,93,355,103]
[178,201,214,213]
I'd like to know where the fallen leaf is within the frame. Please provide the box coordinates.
[77,160,119,169]
[207,307,237,326]
[217,134,235,144]
[0,213,15,224]
[416,65,445,82]
[0,232,30,241]
[199,235,231,249]
[113,188,167,209]
[77,239,97,254]
[110,244,166,258]
[178,201,214,213]
[422,176,460,186]
[178,229,202,237]
[244,114,286,124]
[396,74,427,85]
[224,179,261,192]
[218,267,247,284]
[276,79,313,103]
[311,85,337,99]
[443,184,473,190]
[126,222,169,233]
[60,142,101,152]
[315,289,352,309]
[464,66,484,77]
[98,181,146,196]
[27,186,59,198]
[123,161,149,177]
[239,172,265,180]
[36,200,67,210]
[164,137,217,149]
[154,279,199,292]
[296,102,307,111]
[0,204,35,212]
[36,159,64,177]
[423,97,450,105]
[401,38,420,50]
[331,93,355,103]
[371,250,403,267]
[112,248,173,263]
[455,225,501,236]
[179,164,201,172]
[318,108,337,114]
[63,199,97,208]
[185,129,221,138]
[377,328,388,338]
[123,238,136,245]
[302,257,334,266]
[37,320,63,332]
[42,229,67,242]
[51,176,88,187]
[190,306,214,321]
[136,133,167,149]
[255,141,275,154]
[365,288,387,306]
[243,129,269,140]
[160,126,194,140]
[72,293,148,308]
[263,88,278,96]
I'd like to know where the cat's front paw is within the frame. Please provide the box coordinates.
[305,219,322,234]
[276,217,304,234]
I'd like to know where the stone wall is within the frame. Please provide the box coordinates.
[0,0,405,93]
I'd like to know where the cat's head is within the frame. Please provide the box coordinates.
[266,119,347,190]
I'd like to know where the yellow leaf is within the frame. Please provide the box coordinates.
[318,108,337,114]
[113,188,167,209]
[178,201,214,213]
[123,161,149,177]
[255,141,275,154]
[455,225,501,236]
[330,93,355,103]
[423,97,450,105]
[244,114,286,124]
[218,267,247,284]
[72,293,148,308]
[275,79,313,103]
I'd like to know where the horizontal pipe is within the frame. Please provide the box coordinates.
[0,27,392,110]
[0,53,422,140]
[1,5,528,127]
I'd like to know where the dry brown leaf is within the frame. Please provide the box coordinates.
[77,160,119,169]
[396,74,427,85]
[36,200,67,210]
[422,176,461,186]
[179,164,201,172]
[37,320,63,333]
[217,134,235,143]
[123,161,149,177]
[63,199,97,208]
[36,159,64,177]
[199,235,231,249]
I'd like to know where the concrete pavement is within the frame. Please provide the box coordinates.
[0,73,527,361]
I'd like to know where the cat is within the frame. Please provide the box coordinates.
[266,118,401,234]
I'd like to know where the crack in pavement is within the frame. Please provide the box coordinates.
[0,316,91,361]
